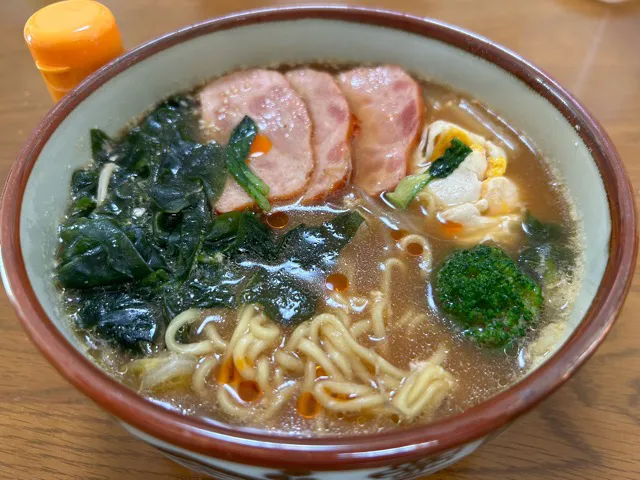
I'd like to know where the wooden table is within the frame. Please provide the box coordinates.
[1,0,639,479]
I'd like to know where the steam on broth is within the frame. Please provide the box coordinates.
[55,64,582,435]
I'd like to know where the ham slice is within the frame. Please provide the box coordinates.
[285,69,352,202]
[199,69,314,212]
[336,66,424,195]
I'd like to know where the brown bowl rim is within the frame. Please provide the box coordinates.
[1,5,637,471]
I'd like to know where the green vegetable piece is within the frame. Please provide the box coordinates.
[164,263,245,317]
[241,269,318,327]
[141,95,197,145]
[521,210,563,243]
[384,173,431,209]
[518,212,574,287]
[68,196,96,218]
[225,116,271,211]
[151,142,226,213]
[70,169,99,198]
[204,211,243,248]
[114,128,155,176]
[93,173,146,221]
[276,210,365,275]
[170,195,211,280]
[67,170,99,219]
[428,138,473,178]
[518,243,574,286]
[435,244,543,348]
[104,95,197,177]
[150,183,201,214]
[90,129,116,165]
[204,211,276,260]
[240,211,364,325]
[386,138,472,209]
[76,292,162,352]
[57,217,153,288]
[125,223,168,272]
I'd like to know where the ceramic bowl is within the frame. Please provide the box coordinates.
[1,6,636,480]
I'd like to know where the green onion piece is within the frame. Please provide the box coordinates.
[385,173,431,209]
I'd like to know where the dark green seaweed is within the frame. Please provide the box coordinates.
[56,98,364,351]
[517,211,575,286]
[76,292,162,352]
[57,217,154,289]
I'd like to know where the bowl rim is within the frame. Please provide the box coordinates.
[1,5,637,471]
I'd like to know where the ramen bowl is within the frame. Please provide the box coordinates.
[1,6,636,479]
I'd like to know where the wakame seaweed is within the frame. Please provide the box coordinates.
[517,211,575,286]
[56,98,364,352]
[57,217,154,289]
[202,210,366,326]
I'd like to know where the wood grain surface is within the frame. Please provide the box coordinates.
[0,0,639,479]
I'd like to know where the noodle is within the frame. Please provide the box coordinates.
[166,309,224,356]
[370,296,389,340]
[381,258,406,298]
[349,319,371,338]
[399,234,433,274]
[192,355,218,397]
[274,350,305,373]
[137,293,456,424]
[256,383,298,421]
[96,162,118,205]
[217,384,252,419]
[392,363,455,419]
[397,310,429,329]
[227,308,282,382]
[314,381,386,412]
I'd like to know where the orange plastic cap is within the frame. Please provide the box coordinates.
[24,0,124,100]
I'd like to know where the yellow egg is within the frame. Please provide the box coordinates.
[486,156,507,178]
[430,127,474,160]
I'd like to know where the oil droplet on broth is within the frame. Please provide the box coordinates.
[237,380,262,403]
[266,211,289,229]
[437,216,464,238]
[217,358,239,385]
[297,391,322,418]
[325,273,349,292]
[406,242,424,256]
[390,228,408,241]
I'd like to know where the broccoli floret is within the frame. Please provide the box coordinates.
[435,244,543,348]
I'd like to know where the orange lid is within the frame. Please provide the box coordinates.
[24,0,124,101]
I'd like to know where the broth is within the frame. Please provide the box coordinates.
[56,65,583,436]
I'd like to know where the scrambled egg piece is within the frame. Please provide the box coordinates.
[481,177,520,216]
[486,156,507,178]
[412,120,523,246]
